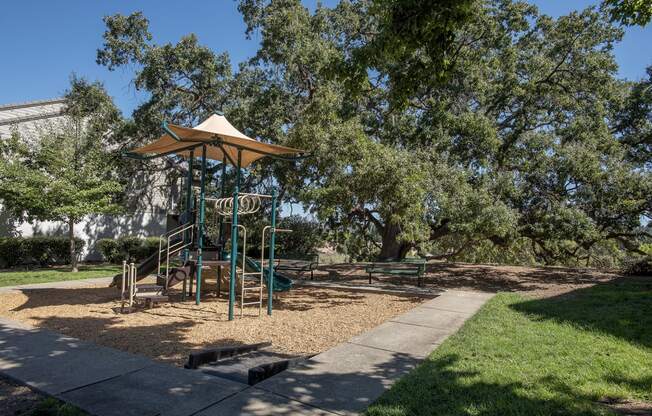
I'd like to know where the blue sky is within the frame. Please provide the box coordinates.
[1,0,651,116]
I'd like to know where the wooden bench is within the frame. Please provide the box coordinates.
[365,258,427,287]
[274,255,319,280]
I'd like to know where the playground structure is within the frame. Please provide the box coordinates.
[117,113,306,320]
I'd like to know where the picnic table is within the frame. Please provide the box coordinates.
[273,255,319,280]
[365,258,427,287]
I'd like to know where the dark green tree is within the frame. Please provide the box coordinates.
[97,2,651,265]
[0,77,123,271]
[602,0,652,25]
[232,0,651,263]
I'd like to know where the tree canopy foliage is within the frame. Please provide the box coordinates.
[98,1,651,266]
[602,0,652,26]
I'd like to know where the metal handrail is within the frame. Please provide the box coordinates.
[261,226,292,298]
[157,223,195,287]
[121,261,137,313]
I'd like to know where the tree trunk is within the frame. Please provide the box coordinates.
[378,223,412,260]
[69,219,78,272]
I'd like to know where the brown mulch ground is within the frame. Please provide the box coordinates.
[0,374,45,416]
[314,261,621,298]
[0,284,422,367]
[0,261,625,370]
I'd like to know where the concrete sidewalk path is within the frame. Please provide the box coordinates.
[0,318,248,416]
[0,276,114,293]
[0,289,493,416]
[205,290,494,416]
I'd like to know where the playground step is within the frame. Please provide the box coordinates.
[143,295,169,308]
[198,350,306,385]
[135,284,164,292]
[134,287,165,298]
[144,295,168,301]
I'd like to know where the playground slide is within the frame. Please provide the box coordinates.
[238,255,293,292]
[162,262,195,289]
[110,252,195,290]
[110,251,160,287]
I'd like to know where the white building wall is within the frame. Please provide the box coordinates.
[6,212,169,261]
[0,99,180,261]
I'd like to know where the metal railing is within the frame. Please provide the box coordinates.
[260,226,292,306]
[157,223,195,289]
[121,261,137,313]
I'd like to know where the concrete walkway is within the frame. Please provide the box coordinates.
[0,276,114,293]
[0,290,493,416]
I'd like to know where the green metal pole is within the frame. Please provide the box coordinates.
[267,189,277,315]
[183,151,194,262]
[218,156,227,260]
[181,151,194,301]
[195,145,207,305]
[228,150,242,321]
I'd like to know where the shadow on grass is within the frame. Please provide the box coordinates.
[512,277,652,348]
[366,354,612,416]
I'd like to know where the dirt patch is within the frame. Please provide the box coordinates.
[599,398,652,416]
[0,284,422,366]
[314,262,622,298]
[0,374,45,415]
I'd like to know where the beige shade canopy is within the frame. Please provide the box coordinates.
[128,114,304,168]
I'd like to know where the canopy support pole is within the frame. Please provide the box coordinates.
[195,145,207,305]
[182,150,194,301]
[183,151,194,262]
[218,156,227,260]
[228,149,242,321]
[267,189,277,315]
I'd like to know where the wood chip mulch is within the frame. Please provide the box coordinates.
[0,285,423,366]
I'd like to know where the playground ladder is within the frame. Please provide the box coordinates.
[237,224,263,317]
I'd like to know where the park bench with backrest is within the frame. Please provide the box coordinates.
[273,255,319,280]
[365,258,427,287]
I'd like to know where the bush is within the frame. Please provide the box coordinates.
[622,256,652,276]
[0,236,85,268]
[97,236,162,263]
[276,216,324,258]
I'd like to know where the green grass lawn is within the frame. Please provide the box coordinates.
[0,265,121,287]
[366,278,652,416]
[26,398,87,416]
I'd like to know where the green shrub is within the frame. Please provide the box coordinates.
[96,239,120,263]
[0,236,84,268]
[622,256,652,276]
[276,216,324,258]
[97,236,162,263]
